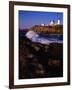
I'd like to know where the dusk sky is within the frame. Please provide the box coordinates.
[19,10,63,30]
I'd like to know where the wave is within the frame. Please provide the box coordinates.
[25,30,63,45]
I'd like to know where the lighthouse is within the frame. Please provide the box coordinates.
[57,19,60,25]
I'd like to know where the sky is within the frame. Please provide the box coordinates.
[19,10,63,30]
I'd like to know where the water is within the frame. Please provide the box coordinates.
[39,33,63,41]
[19,31,63,44]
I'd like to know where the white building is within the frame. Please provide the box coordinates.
[41,23,45,26]
[49,19,61,26]
[49,20,55,26]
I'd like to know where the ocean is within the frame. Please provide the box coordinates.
[19,31,63,44]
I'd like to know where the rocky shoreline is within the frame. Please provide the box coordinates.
[19,36,63,79]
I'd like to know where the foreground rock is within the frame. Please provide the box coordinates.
[19,36,63,79]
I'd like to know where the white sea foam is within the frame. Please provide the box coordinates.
[25,30,63,45]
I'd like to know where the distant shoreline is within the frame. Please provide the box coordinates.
[19,30,63,35]
[19,24,63,34]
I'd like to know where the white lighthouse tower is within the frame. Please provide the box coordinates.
[57,19,60,25]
